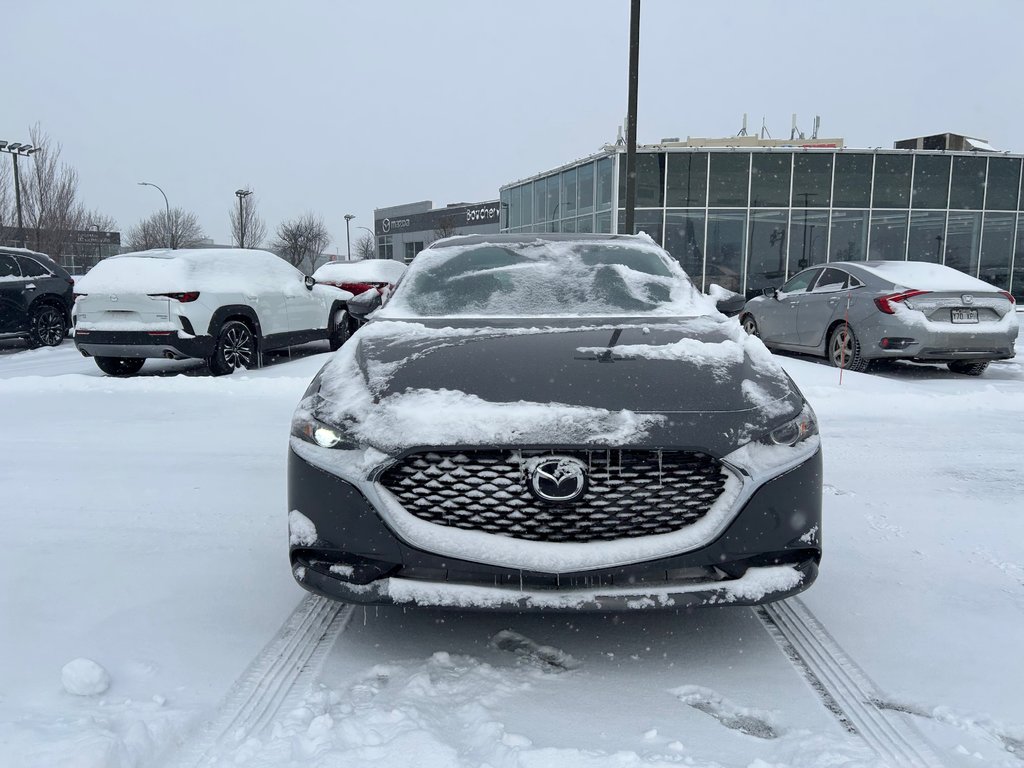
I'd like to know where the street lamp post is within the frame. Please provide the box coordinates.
[0,140,42,249]
[138,181,172,249]
[235,189,252,247]
[344,214,355,260]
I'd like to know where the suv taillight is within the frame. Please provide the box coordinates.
[149,292,201,302]
[874,289,930,314]
[339,282,376,295]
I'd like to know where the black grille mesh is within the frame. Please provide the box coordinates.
[380,450,728,543]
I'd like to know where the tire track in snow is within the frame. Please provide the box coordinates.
[756,598,947,768]
[166,595,353,768]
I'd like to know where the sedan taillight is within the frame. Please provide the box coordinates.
[874,289,930,314]
[999,290,1016,304]
[148,292,201,302]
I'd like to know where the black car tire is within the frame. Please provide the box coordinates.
[208,319,258,376]
[828,323,869,373]
[27,303,67,348]
[947,360,989,377]
[740,314,759,337]
[328,309,351,351]
[94,356,145,376]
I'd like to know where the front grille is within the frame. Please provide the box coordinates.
[379,450,728,543]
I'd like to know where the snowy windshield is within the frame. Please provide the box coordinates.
[380,239,712,318]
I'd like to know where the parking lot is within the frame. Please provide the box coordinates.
[1,338,1022,767]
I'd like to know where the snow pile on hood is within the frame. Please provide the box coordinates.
[860,261,1007,293]
[74,248,309,294]
[314,259,407,284]
[378,237,718,319]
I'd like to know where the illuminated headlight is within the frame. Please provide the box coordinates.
[291,398,356,449]
[762,402,818,447]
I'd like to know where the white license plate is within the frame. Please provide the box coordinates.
[951,308,979,324]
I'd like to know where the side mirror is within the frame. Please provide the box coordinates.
[715,293,747,317]
[347,289,383,319]
[304,275,315,290]
[762,286,778,299]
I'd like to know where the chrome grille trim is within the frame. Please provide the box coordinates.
[380,450,728,543]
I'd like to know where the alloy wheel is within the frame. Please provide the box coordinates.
[222,325,254,369]
[33,306,66,347]
[830,328,853,367]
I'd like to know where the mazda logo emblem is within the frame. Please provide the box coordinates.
[527,456,589,504]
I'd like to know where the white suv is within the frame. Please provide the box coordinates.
[73,248,353,375]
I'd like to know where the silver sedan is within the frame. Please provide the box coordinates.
[740,261,1019,375]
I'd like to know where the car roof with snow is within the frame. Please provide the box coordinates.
[74,248,305,295]
[832,260,1006,292]
[313,259,407,283]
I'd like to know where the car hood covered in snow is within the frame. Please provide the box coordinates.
[308,317,801,457]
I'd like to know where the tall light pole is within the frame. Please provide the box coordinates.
[344,213,355,260]
[622,0,641,235]
[1,140,42,249]
[356,226,375,259]
[235,189,252,248]
[138,181,172,249]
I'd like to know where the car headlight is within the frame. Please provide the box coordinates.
[291,395,357,449]
[761,402,818,447]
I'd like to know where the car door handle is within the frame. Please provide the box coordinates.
[827,297,839,304]
[25,283,36,290]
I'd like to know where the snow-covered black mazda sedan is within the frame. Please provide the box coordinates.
[288,234,821,610]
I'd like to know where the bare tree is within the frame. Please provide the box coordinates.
[354,232,376,260]
[229,189,267,248]
[432,214,459,243]
[0,160,12,233]
[126,208,206,251]
[20,124,89,257]
[273,213,331,273]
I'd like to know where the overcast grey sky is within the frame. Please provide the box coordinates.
[7,0,1023,249]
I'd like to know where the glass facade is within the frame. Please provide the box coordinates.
[501,148,1024,300]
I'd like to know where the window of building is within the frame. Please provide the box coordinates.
[746,210,789,297]
[985,157,1021,210]
[618,209,664,244]
[869,210,908,260]
[911,155,951,209]
[596,157,614,210]
[832,154,872,208]
[545,175,560,227]
[792,153,832,208]
[500,188,510,230]
[596,211,613,233]
[619,153,665,208]
[872,154,912,208]
[1014,221,1024,302]
[561,168,578,218]
[575,214,594,233]
[378,235,392,260]
[509,186,521,229]
[907,210,947,263]
[949,156,986,209]
[534,177,547,224]
[578,162,595,214]
[666,153,707,208]
[664,210,705,287]
[978,212,1015,289]
[560,218,576,233]
[520,183,533,227]
[404,240,425,263]
[706,210,746,293]
[829,210,868,261]
[788,209,829,274]
[750,154,791,207]
[943,211,981,274]
[708,153,750,207]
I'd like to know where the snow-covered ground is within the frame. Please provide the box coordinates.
[1,339,1022,767]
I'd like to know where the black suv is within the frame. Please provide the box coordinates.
[0,247,74,348]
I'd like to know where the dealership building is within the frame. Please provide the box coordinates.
[375,199,500,263]
[498,132,1024,301]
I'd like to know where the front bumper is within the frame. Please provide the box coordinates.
[287,446,823,610]
[74,330,215,360]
